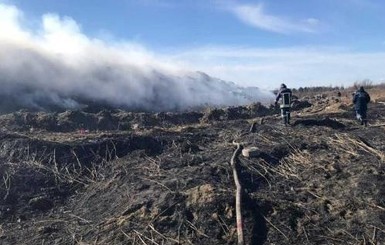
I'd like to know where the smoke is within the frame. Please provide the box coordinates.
[0,3,274,113]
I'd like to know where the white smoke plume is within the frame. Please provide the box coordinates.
[0,3,274,113]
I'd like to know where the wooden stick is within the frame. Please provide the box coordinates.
[249,121,257,133]
[368,123,385,127]
[231,142,244,245]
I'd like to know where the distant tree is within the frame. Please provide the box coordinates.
[354,79,374,89]
[298,87,304,93]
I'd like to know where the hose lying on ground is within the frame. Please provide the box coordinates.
[230,142,244,245]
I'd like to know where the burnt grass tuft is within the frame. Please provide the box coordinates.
[0,99,385,244]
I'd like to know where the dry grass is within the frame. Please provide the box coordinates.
[2,83,385,245]
[328,133,385,162]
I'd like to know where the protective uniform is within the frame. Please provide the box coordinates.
[275,84,292,125]
[353,87,370,126]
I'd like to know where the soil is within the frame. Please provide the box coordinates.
[0,95,384,245]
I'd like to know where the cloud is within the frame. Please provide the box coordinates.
[0,3,274,113]
[223,2,319,34]
[305,18,320,25]
[169,46,385,89]
[0,3,28,40]
[2,1,383,114]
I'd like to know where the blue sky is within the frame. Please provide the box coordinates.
[1,0,385,89]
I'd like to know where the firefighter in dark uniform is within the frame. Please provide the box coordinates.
[353,86,371,126]
[275,83,292,125]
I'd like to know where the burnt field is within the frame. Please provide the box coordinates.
[0,91,384,245]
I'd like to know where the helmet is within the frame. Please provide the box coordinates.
[280,83,287,89]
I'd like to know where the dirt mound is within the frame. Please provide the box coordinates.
[292,118,346,129]
[0,110,204,132]
[200,103,272,122]
[0,131,165,226]
[0,103,275,132]
[0,101,385,244]
[291,100,312,110]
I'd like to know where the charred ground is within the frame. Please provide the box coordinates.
[0,89,384,245]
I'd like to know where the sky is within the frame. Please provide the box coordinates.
[1,0,385,90]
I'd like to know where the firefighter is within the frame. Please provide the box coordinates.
[275,83,293,125]
[353,86,371,126]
